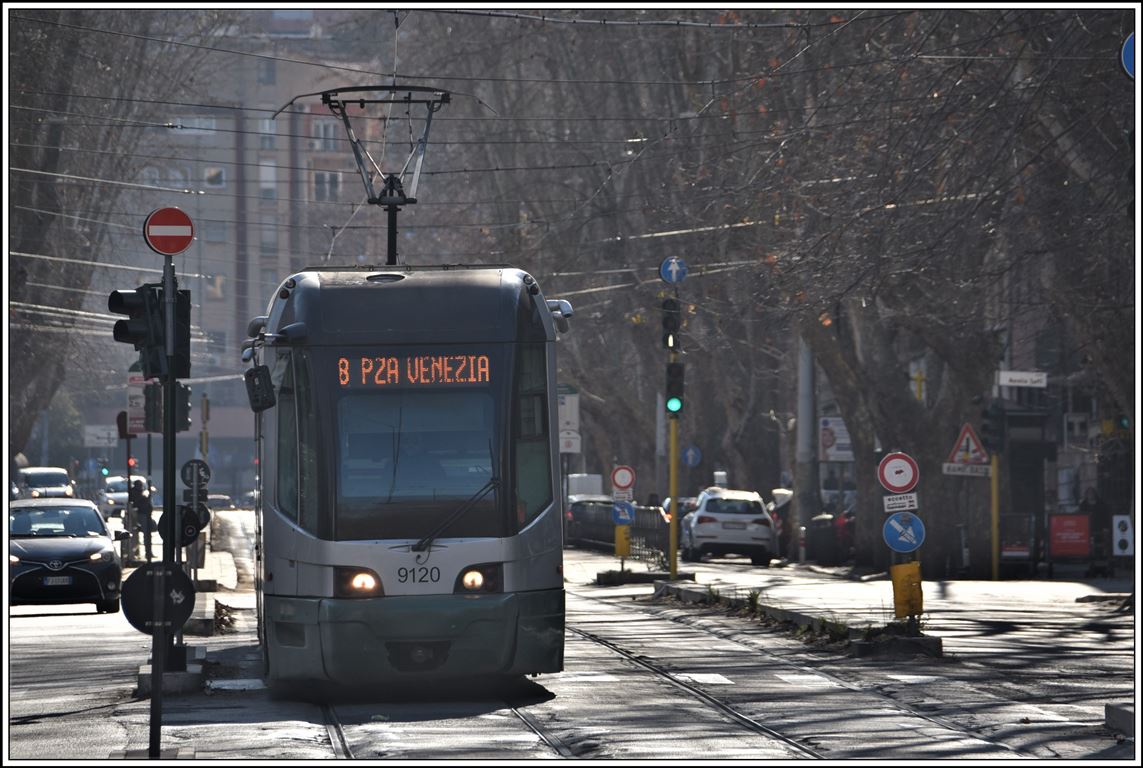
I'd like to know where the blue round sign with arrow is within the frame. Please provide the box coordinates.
[1123,32,1135,80]
[660,257,688,285]
[883,511,926,554]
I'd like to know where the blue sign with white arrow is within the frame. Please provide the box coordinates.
[1124,32,1135,80]
[682,445,702,468]
[660,257,688,285]
[612,501,635,525]
[883,511,926,554]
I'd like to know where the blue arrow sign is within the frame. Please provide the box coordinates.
[660,257,688,285]
[682,445,702,468]
[612,501,635,525]
[883,512,926,553]
[1124,32,1135,80]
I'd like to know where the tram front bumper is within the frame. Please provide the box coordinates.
[265,589,563,683]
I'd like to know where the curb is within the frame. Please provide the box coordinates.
[135,644,207,697]
[1105,703,1135,737]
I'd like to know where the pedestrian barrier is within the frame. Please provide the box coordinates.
[566,503,670,570]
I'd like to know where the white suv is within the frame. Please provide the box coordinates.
[680,487,774,566]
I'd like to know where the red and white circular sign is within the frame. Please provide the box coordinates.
[878,452,919,494]
[143,207,194,256]
[611,465,636,491]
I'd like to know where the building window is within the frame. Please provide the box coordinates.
[260,223,278,257]
[260,118,277,150]
[258,59,276,85]
[204,167,226,188]
[259,162,277,201]
[202,219,228,243]
[314,119,339,152]
[314,171,341,202]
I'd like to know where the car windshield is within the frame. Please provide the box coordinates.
[706,498,764,515]
[10,507,106,537]
[22,470,69,487]
[106,479,129,493]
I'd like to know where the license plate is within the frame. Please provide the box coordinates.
[721,521,746,530]
[43,576,73,586]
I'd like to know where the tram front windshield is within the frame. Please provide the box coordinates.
[328,349,507,541]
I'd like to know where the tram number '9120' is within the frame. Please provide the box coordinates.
[398,566,441,584]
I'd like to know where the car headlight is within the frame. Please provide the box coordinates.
[65,487,74,497]
[30,490,41,498]
[10,554,20,564]
[89,550,114,563]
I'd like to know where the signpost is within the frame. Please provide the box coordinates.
[682,445,702,468]
[611,464,635,502]
[877,453,924,628]
[942,423,991,477]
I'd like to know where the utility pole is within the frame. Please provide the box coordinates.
[794,337,818,562]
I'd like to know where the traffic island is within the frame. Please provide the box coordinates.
[653,579,943,659]
[596,569,695,586]
[135,644,207,697]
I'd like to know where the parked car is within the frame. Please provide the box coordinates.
[16,466,76,499]
[680,487,774,566]
[564,494,615,544]
[9,498,128,613]
[206,493,237,510]
[96,474,153,519]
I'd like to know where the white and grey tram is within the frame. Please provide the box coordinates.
[243,265,573,687]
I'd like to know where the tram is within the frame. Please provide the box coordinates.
[243,265,572,688]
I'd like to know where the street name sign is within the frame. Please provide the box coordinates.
[998,370,1047,388]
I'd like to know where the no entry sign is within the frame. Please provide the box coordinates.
[144,207,194,255]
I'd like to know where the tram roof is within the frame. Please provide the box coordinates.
[265,264,552,344]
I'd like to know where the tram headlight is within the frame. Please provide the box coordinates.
[333,566,383,598]
[454,563,502,594]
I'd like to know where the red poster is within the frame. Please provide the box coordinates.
[1049,515,1091,558]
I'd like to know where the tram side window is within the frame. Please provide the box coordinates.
[294,349,320,535]
[276,352,299,524]
[514,344,552,528]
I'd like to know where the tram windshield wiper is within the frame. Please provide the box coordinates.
[411,476,500,553]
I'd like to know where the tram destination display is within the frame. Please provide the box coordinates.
[337,353,492,387]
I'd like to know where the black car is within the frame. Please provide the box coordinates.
[9,499,128,613]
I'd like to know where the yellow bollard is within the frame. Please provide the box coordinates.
[890,560,924,619]
[615,524,631,558]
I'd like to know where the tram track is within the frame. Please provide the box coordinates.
[566,625,824,759]
[566,590,1036,760]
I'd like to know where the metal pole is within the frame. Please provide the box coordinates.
[387,203,398,265]
[668,347,680,579]
[991,453,1000,580]
[794,336,817,562]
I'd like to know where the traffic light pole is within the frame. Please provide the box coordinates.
[668,389,680,579]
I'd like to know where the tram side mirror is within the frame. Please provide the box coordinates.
[245,365,276,413]
[547,299,573,334]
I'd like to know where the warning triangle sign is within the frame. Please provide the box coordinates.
[948,423,989,464]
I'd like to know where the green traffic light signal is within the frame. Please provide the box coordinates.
[100,466,110,477]
[665,362,685,415]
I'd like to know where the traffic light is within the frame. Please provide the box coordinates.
[662,298,681,351]
[980,399,1006,454]
[128,456,138,471]
[144,382,163,433]
[173,288,191,379]
[175,382,192,432]
[665,362,685,415]
[1116,413,1130,431]
[100,464,110,477]
[108,284,165,379]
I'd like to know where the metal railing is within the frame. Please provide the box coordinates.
[565,503,671,570]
